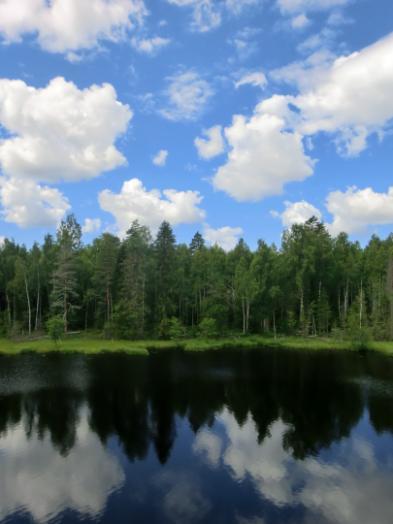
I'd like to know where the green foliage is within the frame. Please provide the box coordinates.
[46,316,64,343]
[168,317,185,340]
[198,317,219,338]
[346,322,371,351]
[158,317,170,339]
[346,293,371,350]
[3,216,393,345]
[112,300,140,340]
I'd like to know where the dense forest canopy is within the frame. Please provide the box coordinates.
[1,214,393,340]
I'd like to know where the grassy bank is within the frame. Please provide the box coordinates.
[0,334,393,356]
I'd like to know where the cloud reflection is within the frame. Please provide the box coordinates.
[0,407,124,523]
[195,409,393,524]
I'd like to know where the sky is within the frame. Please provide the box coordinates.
[0,0,392,251]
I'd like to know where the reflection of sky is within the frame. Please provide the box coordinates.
[0,407,124,523]
[1,402,393,524]
[194,409,393,524]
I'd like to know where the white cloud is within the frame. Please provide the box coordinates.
[194,126,225,160]
[0,236,5,247]
[204,225,243,251]
[292,32,393,155]
[160,70,214,122]
[214,32,393,204]
[167,0,221,32]
[153,149,169,167]
[131,36,170,54]
[291,13,311,29]
[234,71,267,89]
[0,0,147,54]
[0,177,70,228]
[277,0,349,15]
[82,218,102,234]
[0,76,132,183]
[0,409,125,523]
[99,178,206,235]
[273,200,322,227]
[167,0,260,32]
[228,27,261,60]
[326,186,393,236]
[225,0,260,15]
[213,110,315,202]
[270,48,336,90]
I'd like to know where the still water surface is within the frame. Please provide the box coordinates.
[0,348,392,524]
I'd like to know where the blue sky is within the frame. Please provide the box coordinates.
[0,0,392,250]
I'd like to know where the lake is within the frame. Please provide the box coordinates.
[0,348,392,524]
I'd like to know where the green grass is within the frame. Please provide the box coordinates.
[0,333,393,356]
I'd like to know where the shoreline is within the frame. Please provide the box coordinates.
[0,335,393,357]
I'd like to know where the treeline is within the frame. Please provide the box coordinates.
[1,214,393,340]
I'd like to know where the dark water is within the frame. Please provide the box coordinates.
[0,349,393,524]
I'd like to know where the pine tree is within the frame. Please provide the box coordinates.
[51,215,81,333]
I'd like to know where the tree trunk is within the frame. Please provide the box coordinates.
[35,271,40,331]
[64,287,68,333]
[344,279,349,320]
[246,299,250,334]
[337,288,341,325]
[273,309,277,340]
[24,273,32,336]
[5,291,11,326]
[242,298,246,335]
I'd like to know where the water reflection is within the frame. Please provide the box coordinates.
[0,408,124,522]
[0,349,392,523]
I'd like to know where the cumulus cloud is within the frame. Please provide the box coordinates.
[194,126,225,160]
[160,70,214,121]
[0,0,147,55]
[204,225,243,251]
[153,149,169,167]
[326,186,393,236]
[131,36,171,54]
[214,32,393,203]
[0,76,132,183]
[0,236,5,247]
[0,177,70,228]
[213,110,315,202]
[99,178,205,235]
[234,71,267,89]
[0,76,131,228]
[272,200,322,227]
[82,218,102,235]
[0,410,124,523]
[292,32,393,156]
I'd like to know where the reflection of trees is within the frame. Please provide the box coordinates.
[365,354,393,434]
[87,355,150,462]
[0,349,392,464]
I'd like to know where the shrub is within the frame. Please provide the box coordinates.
[168,317,185,340]
[198,317,219,338]
[46,316,64,344]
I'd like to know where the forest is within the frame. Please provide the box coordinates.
[1,214,393,343]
